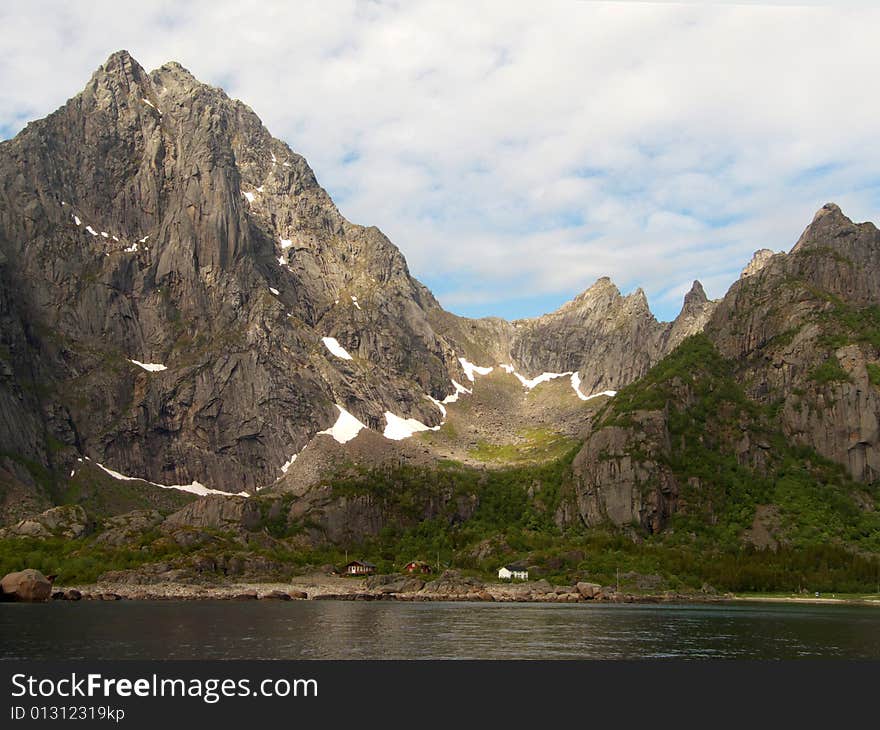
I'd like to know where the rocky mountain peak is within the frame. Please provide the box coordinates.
[86,50,152,101]
[626,287,650,311]
[564,276,620,309]
[96,49,145,80]
[665,279,717,350]
[791,202,858,253]
[683,280,708,305]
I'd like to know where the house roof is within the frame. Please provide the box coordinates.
[345,560,376,568]
[503,564,528,571]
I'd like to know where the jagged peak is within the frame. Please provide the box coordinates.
[628,287,649,307]
[792,202,857,253]
[683,280,707,305]
[93,50,148,84]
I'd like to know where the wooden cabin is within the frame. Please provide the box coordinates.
[403,561,433,574]
[344,560,377,576]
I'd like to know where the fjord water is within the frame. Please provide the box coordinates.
[3,601,880,659]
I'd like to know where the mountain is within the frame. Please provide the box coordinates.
[570,203,880,544]
[2,52,879,596]
[0,51,708,521]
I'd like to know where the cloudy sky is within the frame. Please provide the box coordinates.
[2,1,879,321]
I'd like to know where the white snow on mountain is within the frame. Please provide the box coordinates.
[128,359,167,372]
[318,405,366,444]
[322,336,353,360]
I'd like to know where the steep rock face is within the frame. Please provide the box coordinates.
[570,411,679,532]
[0,51,465,499]
[707,203,880,481]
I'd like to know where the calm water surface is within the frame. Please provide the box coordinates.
[2,601,880,659]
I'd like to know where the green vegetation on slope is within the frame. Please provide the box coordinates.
[593,334,880,553]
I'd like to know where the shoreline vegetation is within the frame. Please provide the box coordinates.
[43,573,880,607]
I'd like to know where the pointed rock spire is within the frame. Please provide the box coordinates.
[683,280,708,306]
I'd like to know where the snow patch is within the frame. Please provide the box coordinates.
[459,357,493,382]
[256,186,264,193]
[499,363,515,374]
[351,295,362,310]
[85,226,98,236]
[383,412,439,440]
[95,462,248,498]
[318,405,366,444]
[570,372,617,401]
[269,287,280,295]
[100,231,109,238]
[442,379,471,404]
[514,370,572,389]
[242,191,255,203]
[112,235,119,242]
[271,152,277,163]
[322,336,353,360]
[129,359,167,372]
[279,238,293,249]
[124,243,138,253]
[426,395,447,418]
[277,256,285,266]
[72,215,81,226]
[141,98,161,115]
[139,235,149,243]
[280,453,298,474]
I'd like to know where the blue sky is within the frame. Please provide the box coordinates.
[2,1,879,321]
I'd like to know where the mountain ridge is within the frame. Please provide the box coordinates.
[0,50,714,510]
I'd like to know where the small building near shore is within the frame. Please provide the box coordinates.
[344,560,377,576]
[403,561,432,574]
[498,564,528,581]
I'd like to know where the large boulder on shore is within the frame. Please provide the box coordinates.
[365,574,425,594]
[0,569,54,602]
[576,582,603,599]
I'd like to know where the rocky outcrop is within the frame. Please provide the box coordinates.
[163,495,262,531]
[0,569,54,601]
[740,249,776,279]
[0,504,91,540]
[570,411,679,532]
[94,509,164,547]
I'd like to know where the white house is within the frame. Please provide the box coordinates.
[498,565,528,580]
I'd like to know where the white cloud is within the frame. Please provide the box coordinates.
[1,1,879,320]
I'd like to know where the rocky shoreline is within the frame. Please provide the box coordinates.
[46,572,730,604]
[9,568,878,606]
